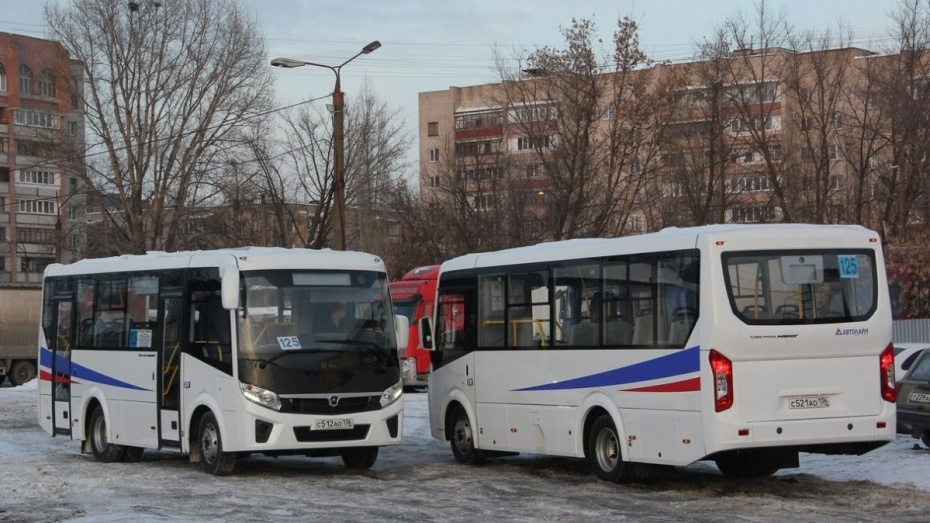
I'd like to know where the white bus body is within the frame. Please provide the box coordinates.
[425,224,895,480]
[39,248,407,475]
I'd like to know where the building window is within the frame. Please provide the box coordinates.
[0,63,6,92]
[830,113,843,129]
[19,64,33,96]
[630,215,643,233]
[14,109,58,129]
[18,227,57,245]
[516,135,550,151]
[0,168,8,183]
[17,198,58,215]
[21,256,55,274]
[0,254,5,272]
[68,120,78,135]
[15,140,58,158]
[430,175,440,188]
[602,106,616,120]
[730,206,765,223]
[829,144,842,160]
[455,111,503,130]
[39,69,56,97]
[70,78,81,110]
[428,148,439,162]
[427,122,439,136]
[829,174,845,189]
[18,169,57,185]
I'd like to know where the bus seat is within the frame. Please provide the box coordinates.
[569,319,599,346]
[667,308,695,346]
[774,304,798,319]
[604,319,632,345]
[632,313,654,345]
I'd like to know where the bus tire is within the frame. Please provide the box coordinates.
[341,446,379,469]
[89,406,127,463]
[123,446,145,463]
[588,414,628,482]
[449,405,485,465]
[198,411,237,476]
[920,429,930,448]
[715,453,779,478]
[8,360,36,386]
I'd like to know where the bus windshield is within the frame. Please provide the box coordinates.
[723,249,877,325]
[237,269,398,392]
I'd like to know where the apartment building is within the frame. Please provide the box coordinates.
[0,33,84,283]
[418,46,921,240]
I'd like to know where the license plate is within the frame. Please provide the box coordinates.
[910,392,930,404]
[313,418,354,431]
[788,395,830,409]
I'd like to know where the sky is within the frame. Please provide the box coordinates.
[0,0,905,170]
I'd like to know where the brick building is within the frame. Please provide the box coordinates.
[0,33,84,283]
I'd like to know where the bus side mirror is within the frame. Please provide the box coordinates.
[220,266,240,310]
[419,316,434,350]
[393,314,409,351]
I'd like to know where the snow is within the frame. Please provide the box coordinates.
[2,379,930,521]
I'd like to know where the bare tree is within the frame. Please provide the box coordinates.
[46,0,275,254]
[868,0,930,243]
[493,16,678,240]
[247,85,411,250]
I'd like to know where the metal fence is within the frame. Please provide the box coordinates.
[893,319,930,344]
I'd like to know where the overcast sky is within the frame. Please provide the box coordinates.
[0,0,904,168]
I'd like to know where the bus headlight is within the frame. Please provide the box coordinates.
[240,382,282,411]
[380,379,403,408]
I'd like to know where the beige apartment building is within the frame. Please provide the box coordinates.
[418,46,924,241]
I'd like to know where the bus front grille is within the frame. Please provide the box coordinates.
[284,395,381,415]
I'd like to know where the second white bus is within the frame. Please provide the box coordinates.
[39,247,407,475]
[422,224,896,480]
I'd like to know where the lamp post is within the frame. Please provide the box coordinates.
[271,40,381,251]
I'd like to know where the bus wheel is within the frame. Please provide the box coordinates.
[920,430,930,448]
[715,453,779,478]
[588,414,628,482]
[123,446,145,463]
[341,446,379,469]
[8,360,36,386]
[198,411,237,476]
[89,406,127,463]
[449,406,485,464]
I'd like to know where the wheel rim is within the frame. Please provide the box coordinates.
[453,416,473,455]
[92,413,107,453]
[201,422,219,464]
[595,426,620,472]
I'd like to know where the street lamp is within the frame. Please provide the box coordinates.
[271,40,381,251]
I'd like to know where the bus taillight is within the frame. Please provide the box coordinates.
[709,349,733,412]
[880,343,896,403]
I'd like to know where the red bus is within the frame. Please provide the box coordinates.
[390,265,440,389]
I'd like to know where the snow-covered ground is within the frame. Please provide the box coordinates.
[2,379,930,522]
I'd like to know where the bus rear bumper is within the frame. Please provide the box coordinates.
[710,412,896,457]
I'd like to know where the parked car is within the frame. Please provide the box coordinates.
[896,348,930,447]
[894,343,930,383]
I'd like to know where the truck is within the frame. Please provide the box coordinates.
[0,284,41,386]
[389,265,439,390]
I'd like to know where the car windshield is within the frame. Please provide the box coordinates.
[907,351,930,382]
[723,249,877,325]
[237,269,397,360]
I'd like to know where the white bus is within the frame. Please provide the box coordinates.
[38,247,407,475]
[422,224,895,480]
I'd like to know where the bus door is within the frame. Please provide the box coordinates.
[158,292,184,448]
[46,294,75,436]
